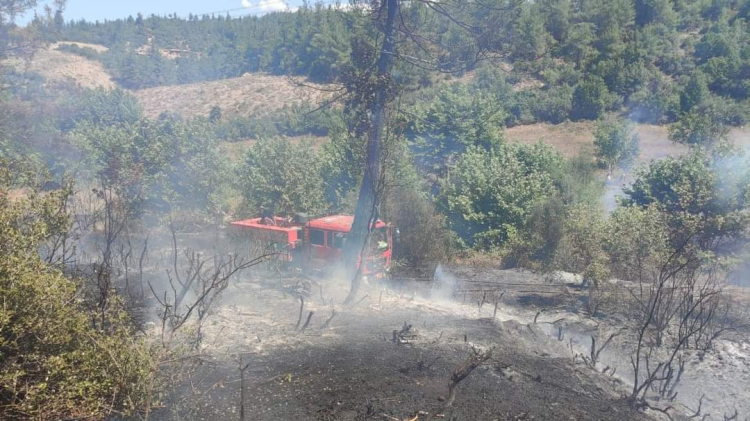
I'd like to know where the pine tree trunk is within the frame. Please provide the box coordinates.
[343,0,398,305]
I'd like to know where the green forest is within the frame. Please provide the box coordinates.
[46,0,750,128]
[2,0,750,419]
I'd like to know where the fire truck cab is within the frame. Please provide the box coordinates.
[230,214,392,278]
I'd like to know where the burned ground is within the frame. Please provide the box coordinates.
[147,275,652,421]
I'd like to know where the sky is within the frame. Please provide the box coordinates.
[21,0,325,23]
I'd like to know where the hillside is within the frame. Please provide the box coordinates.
[133,73,330,120]
[8,43,115,90]
[19,45,749,165]
[10,45,330,123]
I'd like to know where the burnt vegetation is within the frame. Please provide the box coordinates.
[1,0,750,420]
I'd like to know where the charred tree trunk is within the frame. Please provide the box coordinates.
[343,0,398,305]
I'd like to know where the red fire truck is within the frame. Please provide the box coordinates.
[231,214,393,278]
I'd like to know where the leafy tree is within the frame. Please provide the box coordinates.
[628,74,680,123]
[625,150,750,244]
[60,88,143,131]
[236,137,327,216]
[624,149,750,262]
[408,84,505,176]
[319,128,366,212]
[532,84,574,124]
[511,4,548,60]
[209,105,223,122]
[561,22,599,68]
[625,151,717,215]
[571,76,614,121]
[554,204,610,314]
[740,0,750,21]
[593,118,640,177]
[635,0,677,27]
[605,203,669,282]
[668,108,729,148]
[439,144,558,249]
[540,0,571,42]
[680,71,709,113]
[73,118,230,217]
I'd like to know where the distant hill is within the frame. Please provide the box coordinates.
[9,43,115,90]
[13,43,331,122]
[133,73,330,120]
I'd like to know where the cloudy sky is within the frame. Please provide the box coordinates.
[21,0,323,23]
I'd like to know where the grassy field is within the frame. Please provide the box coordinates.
[507,121,750,163]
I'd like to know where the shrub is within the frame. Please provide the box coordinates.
[680,70,710,112]
[0,193,152,420]
[385,186,456,275]
[55,43,100,60]
[439,144,558,249]
[593,118,640,176]
[504,194,566,269]
[532,85,574,124]
[627,75,679,123]
[408,84,505,175]
[209,105,223,122]
[605,204,669,282]
[571,76,616,121]
[668,108,729,147]
[236,137,327,216]
[554,204,610,315]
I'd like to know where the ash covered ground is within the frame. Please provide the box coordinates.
[144,263,701,421]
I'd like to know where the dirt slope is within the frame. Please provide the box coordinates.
[8,43,115,90]
[134,74,331,120]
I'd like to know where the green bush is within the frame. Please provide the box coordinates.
[680,70,710,112]
[236,137,327,216]
[439,143,559,249]
[571,76,618,121]
[0,193,152,420]
[532,85,574,124]
[554,204,610,314]
[55,43,101,60]
[624,150,750,251]
[385,186,456,274]
[408,84,505,175]
[628,74,679,123]
[668,107,729,147]
[593,118,640,175]
[605,204,669,282]
[60,88,143,131]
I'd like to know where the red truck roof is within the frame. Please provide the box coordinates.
[307,215,387,233]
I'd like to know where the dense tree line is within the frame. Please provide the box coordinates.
[37,1,750,128]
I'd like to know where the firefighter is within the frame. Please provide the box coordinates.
[377,229,388,251]
[259,206,275,226]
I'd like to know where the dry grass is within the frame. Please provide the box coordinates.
[133,74,332,120]
[507,121,750,163]
[8,44,115,90]
[506,121,598,157]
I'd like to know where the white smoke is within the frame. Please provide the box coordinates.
[431,264,459,301]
